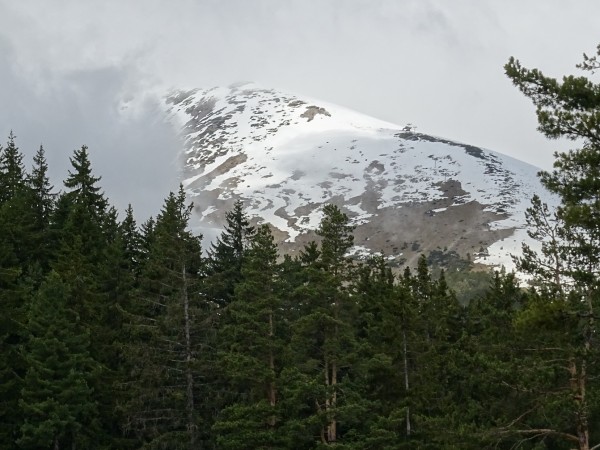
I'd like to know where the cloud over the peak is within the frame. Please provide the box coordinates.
[1,0,599,219]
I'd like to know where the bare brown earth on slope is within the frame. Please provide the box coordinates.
[187,155,520,269]
[270,179,514,267]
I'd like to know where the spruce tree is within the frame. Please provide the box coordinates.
[0,131,26,204]
[52,145,109,268]
[354,256,413,448]
[285,205,365,446]
[18,271,99,450]
[119,204,143,276]
[50,145,118,446]
[24,145,55,275]
[205,200,255,307]
[461,272,530,448]
[409,266,467,447]
[0,132,34,270]
[0,261,24,450]
[52,145,110,330]
[122,187,205,449]
[214,224,285,449]
[63,145,107,218]
[0,132,31,449]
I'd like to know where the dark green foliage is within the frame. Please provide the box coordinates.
[0,265,25,450]
[505,43,600,449]
[27,146,54,225]
[62,145,107,219]
[214,225,286,448]
[505,55,600,144]
[18,271,99,449]
[51,146,109,342]
[0,133,38,273]
[54,146,108,261]
[0,133,40,449]
[24,145,55,276]
[0,131,26,204]
[283,205,364,447]
[205,199,255,307]
[122,186,205,449]
[3,116,600,448]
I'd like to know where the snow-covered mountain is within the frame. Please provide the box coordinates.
[166,82,554,269]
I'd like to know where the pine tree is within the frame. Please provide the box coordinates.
[28,146,54,221]
[18,271,99,450]
[103,205,146,449]
[503,44,600,449]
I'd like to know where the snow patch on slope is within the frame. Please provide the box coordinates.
[166,82,556,271]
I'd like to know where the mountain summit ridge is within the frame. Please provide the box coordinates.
[166,82,554,269]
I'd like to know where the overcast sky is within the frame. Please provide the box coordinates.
[0,0,598,220]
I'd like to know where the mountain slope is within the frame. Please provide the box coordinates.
[166,83,554,269]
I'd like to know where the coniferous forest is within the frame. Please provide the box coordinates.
[2,48,600,450]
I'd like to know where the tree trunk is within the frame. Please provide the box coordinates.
[327,293,339,444]
[571,290,596,450]
[267,309,277,426]
[268,310,276,406]
[403,329,411,437]
[568,358,588,450]
[327,359,337,442]
[324,357,332,442]
[182,263,195,448]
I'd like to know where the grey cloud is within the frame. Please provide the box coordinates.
[0,37,179,222]
[1,0,600,192]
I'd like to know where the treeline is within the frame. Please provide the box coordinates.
[1,131,598,450]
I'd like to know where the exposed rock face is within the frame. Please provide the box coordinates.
[166,83,555,269]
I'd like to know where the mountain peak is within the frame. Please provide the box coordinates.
[166,85,554,269]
